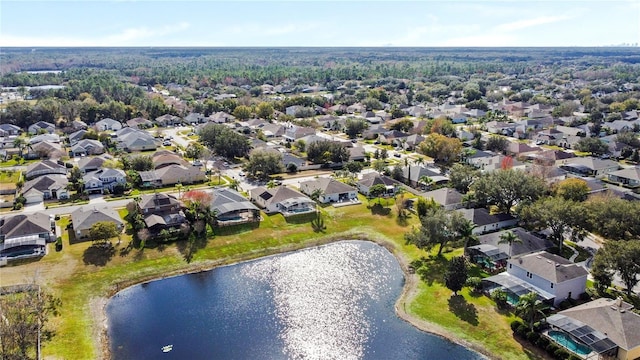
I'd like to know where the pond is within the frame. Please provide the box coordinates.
[107,241,485,359]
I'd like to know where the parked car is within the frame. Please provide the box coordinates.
[192,160,203,167]
[163,141,172,146]
[393,153,401,158]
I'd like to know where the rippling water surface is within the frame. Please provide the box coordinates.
[107,241,484,359]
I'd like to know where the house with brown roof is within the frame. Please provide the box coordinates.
[547,298,640,360]
[152,150,189,169]
[137,193,186,233]
[126,117,153,129]
[356,172,401,197]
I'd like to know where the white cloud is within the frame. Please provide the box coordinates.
[494,15,571,32]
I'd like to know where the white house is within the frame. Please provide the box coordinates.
[299,178,358,204]
[457,208,517,235]
[483,251,588,306]
[94,118,123,131]
[82,168,127,194]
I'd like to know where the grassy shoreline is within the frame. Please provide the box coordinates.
[3,200,540,360]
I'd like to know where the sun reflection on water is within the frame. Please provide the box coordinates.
[243,242,395,360]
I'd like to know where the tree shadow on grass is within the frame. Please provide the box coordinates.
[448,294,479,326]
[415,256,448,286]
[176,234,208,263]
[369,203,391,216]
[396,213,411,226]
[82,243,116,266]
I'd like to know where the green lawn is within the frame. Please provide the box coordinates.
[4,198,540,360]
[0,170,21,183]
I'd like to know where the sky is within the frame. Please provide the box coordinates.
[1,0,640,47]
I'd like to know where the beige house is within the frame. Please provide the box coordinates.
[548,298,640,360]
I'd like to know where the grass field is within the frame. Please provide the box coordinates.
[3,196,539,360]
[0,170,21,183]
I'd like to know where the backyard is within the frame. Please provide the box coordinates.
[3,197,538,360]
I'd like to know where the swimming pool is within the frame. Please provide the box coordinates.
[548,330,591,357]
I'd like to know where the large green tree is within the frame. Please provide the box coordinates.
[244,150,284,180]
[584,193,640,240]
[594,240,640,296]
[516,292,547,329]
[554,178,590,202]
[306,141,349,164]
[444,256,468,295]
[198,123,251,159]
[518,197,587,251]
[471,169,547,215]
[448,163,480,194]
[418,133,462,164]
[575,137,609,156]
[344,118,368,138]
[405,207,467,256]
[89,221,120,245]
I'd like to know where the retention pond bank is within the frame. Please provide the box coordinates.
[107,240,484,359]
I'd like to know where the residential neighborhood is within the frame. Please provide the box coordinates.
[2,46,640,360]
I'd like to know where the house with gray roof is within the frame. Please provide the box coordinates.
[401,165,449,188]
[21,174,69,204]
[0,124,21,136]
[423,188,464,210]
[483,251,588,306]
[250,185,316,216]
[71,139,104,157]
[608,167,640,188]
[0,213,54,259]
[466,228,554,270]
[356,172,401,197]
[299,178,358,204]
[560,157,620,177]
[209,187,260,226]
[94,118,122,131]
[29,133,60,144]
[67,129,87,145]
[28,121,56,134]
[457,208,517,235]
[548,298,640,360]
[26,140,64,160]
[78,156,109,174]
[115,127,157,152]
[154,114,182,127]
[25,160,67,180]
[71,205,124,239]
[82,168,127,194]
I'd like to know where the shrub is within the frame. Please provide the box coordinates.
[409,258,424,270]
[546,342,559,354]
[579,292,590,301]
[535,336,550,349]
[526,331,540,343]
[553,348,570,359]
[465,277,483,292]
[13,202,23,210]
[516,324,529,337]
[510,319,524,332]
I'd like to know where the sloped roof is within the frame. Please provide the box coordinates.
[0,213,51,239]
[22,174,68,194]
[509,251,588,283]
[609,166,640,181]
[300,178,356,196]
[139,193,181,210]
[457,208,515,227]
[423,188,463,207]
[26,160,65,175]
[477,227,553,258]
[71,205,123,232]
[358,172,399,188]
[210,187,258,215]
[557,297,640,351]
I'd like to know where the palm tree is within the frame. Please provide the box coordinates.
[419,175,433,190]
[498,230,522,257]
[516,292,547,329]
[266,180,278,189]
[457,219,478,250]
[229,179,240,191]
[413,157,425,167]
[12,138,26,158]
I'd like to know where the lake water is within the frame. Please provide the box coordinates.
[107,241,484,359]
